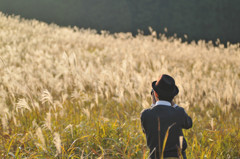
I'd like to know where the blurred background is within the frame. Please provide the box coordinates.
[0,0,239,44]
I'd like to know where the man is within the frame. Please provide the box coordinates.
[141,74,192,159]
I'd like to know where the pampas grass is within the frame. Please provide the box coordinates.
[35,127,47,152]
[53,132,61,156]
[0,12,239,158]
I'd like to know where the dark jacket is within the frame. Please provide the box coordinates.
[141,103,192,159]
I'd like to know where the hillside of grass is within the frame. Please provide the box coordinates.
[0,12,239,158]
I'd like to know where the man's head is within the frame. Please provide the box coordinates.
[152,74,179,102]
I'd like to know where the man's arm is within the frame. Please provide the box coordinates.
[140,109,149,134]
[181,109,192,129]
[173,103,192,129]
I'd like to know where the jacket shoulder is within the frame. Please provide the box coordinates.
[175,105,186,112]
[140,108,151,119]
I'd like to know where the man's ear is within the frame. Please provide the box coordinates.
[154,91,159,98]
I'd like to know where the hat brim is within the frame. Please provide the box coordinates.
[152,81,179,97]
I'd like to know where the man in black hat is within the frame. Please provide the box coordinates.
[141,74,192,159]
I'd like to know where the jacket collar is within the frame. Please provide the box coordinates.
[155,100,171,107]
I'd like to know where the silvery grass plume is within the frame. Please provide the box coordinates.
[178,136,184,158]
[82,108,90,119]
[42,112,52,132]
[41,90,53,105]
[64,124,73,138]
[1,115,9,133]
[16,98,32,115]
[12,112,21,127]
[53,132,61,156]
[179,136,183,150]
[33,101,40,111]
[35,127,47,152]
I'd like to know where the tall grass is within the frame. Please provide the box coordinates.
[0,12,239,158]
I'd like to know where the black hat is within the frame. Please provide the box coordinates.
[152,74,179,98]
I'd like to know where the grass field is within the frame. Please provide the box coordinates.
[0,12,240,158]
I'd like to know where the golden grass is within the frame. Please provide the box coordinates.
[0,12,240,158]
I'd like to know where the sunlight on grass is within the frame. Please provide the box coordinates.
[0,12,239,158]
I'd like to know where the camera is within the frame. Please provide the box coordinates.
[151,89,154,95]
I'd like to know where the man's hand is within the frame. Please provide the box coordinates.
[171,100,179,108]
